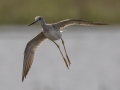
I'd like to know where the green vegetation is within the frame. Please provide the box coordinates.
[0,0,120,24]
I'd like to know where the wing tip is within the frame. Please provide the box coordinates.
[22,73,25,82]
[22,75,24,82]
[96,23,109,25]
[22,74,26,82]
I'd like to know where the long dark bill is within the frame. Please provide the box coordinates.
[28,20,37,26]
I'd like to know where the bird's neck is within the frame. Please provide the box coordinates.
[39,21,47,29]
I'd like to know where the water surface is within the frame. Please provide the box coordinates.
[0,26,120,90]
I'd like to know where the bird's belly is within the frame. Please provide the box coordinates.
[44,30,62,41]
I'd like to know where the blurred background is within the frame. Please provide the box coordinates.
[0,0,120,24]
[0,0,120,90]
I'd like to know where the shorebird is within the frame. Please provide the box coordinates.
[22,16,107,81]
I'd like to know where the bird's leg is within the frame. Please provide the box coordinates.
[53,41,69,69]
[61,38,71,66]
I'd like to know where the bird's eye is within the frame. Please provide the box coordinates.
[39,18,42,20]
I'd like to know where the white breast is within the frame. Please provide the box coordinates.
[44,29,62,41]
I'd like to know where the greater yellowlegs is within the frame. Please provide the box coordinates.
[22,16,107,81]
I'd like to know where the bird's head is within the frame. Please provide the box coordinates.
[28,16,44,26]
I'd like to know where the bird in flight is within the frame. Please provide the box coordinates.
[22,16,107,81]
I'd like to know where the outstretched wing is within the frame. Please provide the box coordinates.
[53,19,108,30]
[22,32,47,82]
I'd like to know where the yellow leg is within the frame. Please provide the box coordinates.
[61,38,71,66]
[53,41,69,69]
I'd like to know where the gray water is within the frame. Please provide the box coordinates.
[0,26,120,90]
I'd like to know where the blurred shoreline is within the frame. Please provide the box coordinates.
[0,0,120,24]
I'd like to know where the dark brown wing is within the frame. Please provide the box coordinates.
[22,32,47,82]
[54,19,108,30]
